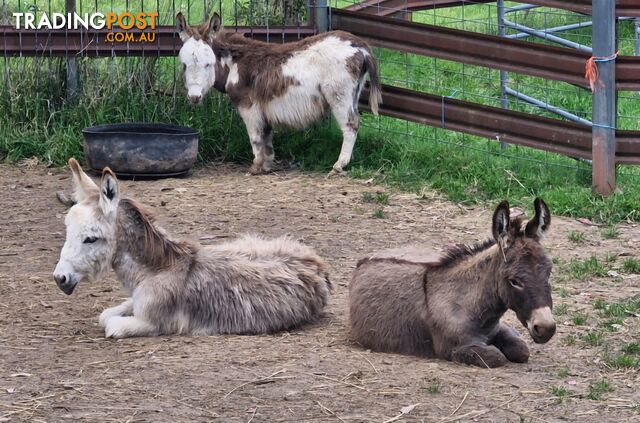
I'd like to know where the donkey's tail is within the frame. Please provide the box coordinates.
[364,53,382,116]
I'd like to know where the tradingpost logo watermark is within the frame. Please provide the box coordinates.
[12,12,159,43]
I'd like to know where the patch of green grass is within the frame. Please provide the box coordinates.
[621,342,640,355]
[596,297,640,318]
[581,331,605,347]
[593,299,607,310]
[422,378,442,394]
[362,192,389,205]
[606,354,640,369]
[587,380,614,401]
[551,386,569,403]
[567,231,586,244]
[621,257,640,274]
[600,317,625,332]
[372,208,386,219]
[554,304,568,316]
[566,256,610,279]
[602,226,620,239]
[563,334,577,346]
[572,313,588,326]
[557,287,570,299]
[557,368,571,378]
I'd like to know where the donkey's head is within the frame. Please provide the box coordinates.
[176,12,222,104]
[492,198,555,344]
[53,159,120,295]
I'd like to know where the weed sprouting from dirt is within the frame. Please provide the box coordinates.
[567,231,585,244]
[586,380,614,401]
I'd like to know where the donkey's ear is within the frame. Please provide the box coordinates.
[68,157,98,202]
[525,198,551,240]
[204,13,222,41]
[176,12,190,42]
[492,200,511,243]
[98,168,119,216]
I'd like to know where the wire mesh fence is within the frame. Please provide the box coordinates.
[331,1,640,194]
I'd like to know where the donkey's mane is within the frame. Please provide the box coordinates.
[436,239,496,269]
[436,216,526,269]
[119,198,197,270]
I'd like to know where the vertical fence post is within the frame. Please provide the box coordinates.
[65,0,78,101]
[635,18,640,56]
[497,0,508,149]
[591,0,617,196]
[314,0,328,33]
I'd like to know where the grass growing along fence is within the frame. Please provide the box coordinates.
[2,1,640,224]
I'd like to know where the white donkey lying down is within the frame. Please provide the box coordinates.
[53,159,331,338]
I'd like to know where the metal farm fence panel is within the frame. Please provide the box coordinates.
[331,1,640,195]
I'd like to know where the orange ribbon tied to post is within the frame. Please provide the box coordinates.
[584,51,618,92]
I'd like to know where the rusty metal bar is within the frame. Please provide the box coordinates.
[345,0,640,17]
[616,56,640,90]
[332,8,590,87]
[526,0,640,18]
[358,84,640,164]
[0,26,316,57]
[332,9,640,91]
[345,0,493,16]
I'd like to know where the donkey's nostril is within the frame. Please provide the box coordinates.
[532,324,540,337]
[54,274,67,285]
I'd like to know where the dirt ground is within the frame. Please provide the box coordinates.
[0,162,638,422]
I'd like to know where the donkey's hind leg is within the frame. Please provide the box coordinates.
[451,343,508,368]
[104,315,158,339]
[328,95,359,176]
[262,125,275,172]
[99,298,133,328]
[492,323,530,363]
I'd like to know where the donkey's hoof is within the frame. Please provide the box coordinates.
[248,164,266,175]
[326,168,347,178]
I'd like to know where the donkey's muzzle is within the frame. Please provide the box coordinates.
[188,95,203,104]
[54,273,77,295]
[527,306,556,344]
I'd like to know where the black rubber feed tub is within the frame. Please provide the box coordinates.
[83,123,199,178]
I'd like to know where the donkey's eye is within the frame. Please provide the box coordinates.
[83,236,98,244]
[509,279,524,289]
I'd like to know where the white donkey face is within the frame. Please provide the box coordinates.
[179,38,217,104]
[176,12,221,104]
[53,159,120,295]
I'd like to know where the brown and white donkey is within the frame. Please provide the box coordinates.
[176,13,382,175]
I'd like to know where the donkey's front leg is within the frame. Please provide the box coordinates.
[99,298,133,328]
[491,322,530,363]
[104,316,158,339]
[451,343,509,368]
[238,106,269,175]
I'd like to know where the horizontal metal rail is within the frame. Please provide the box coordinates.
[332,9,589,86]
[331,9,640,91]
[345,0,640,17]
[345,0,493,16]
[0,26,316,57]
[359,84,640,164]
